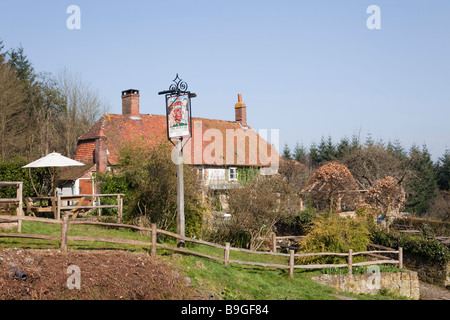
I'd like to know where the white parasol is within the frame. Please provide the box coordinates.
[23,152,85,196]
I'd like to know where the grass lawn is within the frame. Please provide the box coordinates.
[0,221,406,300]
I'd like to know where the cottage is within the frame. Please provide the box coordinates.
[66,89,280,202]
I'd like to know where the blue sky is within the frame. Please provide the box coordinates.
[1,0,449,160]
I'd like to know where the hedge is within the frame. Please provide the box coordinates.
[371,229,450,264]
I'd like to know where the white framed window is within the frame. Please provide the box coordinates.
[196,167,205,181]
[208,169,226,181]
[229,167,238,181]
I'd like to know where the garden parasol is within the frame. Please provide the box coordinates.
[22,152,85,197]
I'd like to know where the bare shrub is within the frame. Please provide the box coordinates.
[304,162,360,213]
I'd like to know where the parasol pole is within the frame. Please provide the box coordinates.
[28,168,39,196]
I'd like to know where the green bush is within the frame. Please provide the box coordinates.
[205,227,251,248]
[97,172,130,216]
[0,161,50,198]
[97,141,205,237]
[275,206,318,236]
[392,217,450,237]
[371,229,450,263]
[298,215,371,264]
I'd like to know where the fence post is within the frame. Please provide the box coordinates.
[60,215,69,252]
[117,195,123,224]
[57,194,61,220]
[17,182,23,233]
[224,242,230,267]
[398,247,403,269]
[348,249,353,275]
[289,249,295,278]
[98,196,102,217]
[151,223,157,257]
[272,232,277,253]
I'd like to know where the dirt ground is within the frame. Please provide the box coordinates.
[419,281,450,300]
[1,248,448,300]
[0,248,205,300]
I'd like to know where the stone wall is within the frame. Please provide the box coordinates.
[404,253,450,288]
[312,271,420,300]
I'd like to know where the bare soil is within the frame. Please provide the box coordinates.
[2,248,448,300]
[0,248,205,300]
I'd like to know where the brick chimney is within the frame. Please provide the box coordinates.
[122,89,140,118]
[235,93,247,127]
[95,120,108,175]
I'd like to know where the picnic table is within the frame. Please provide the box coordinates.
[24,197,57,219]
[57,194,124,222]
[23,193,123,222]
[58,195,94,219]
[24,196,93,219]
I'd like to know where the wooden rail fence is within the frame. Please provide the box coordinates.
[0,215,403,278]
[57,193,124,222]
[0,182,24,232]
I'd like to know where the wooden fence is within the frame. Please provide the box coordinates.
[57,193,124,222]
[0,215,403,278]
[21,193,123,222]
[0,182,24,232]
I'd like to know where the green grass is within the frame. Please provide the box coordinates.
[0,221,405,300]
[168,250,338,300]
[0,221,151,251]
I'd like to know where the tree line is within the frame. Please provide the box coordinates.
[281,135,450,219]
[0,39,109,162]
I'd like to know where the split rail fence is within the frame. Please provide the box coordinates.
[0,215,403,278]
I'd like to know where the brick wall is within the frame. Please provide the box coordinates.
[74,140,95,162]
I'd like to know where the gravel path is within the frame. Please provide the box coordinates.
[419,281,450,300]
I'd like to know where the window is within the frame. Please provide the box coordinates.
[229,167,238,181]
[196,167,205,181]
[208,169,226,180]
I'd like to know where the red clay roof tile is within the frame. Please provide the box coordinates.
[76,114,279,167]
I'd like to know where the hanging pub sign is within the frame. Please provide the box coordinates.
[159,74,196,144]
[166,93,191,139]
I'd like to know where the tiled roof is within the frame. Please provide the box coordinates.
[76,113,279,167]
[58,163,96,181]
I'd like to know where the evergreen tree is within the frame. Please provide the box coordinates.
[387,138,407,160]
[0,39,6,64]
[404,144,439,215]
[336,136,352,159]
[8,46,37,86]
[309,142,321,166]
[316,135,336,163]
[365,132,374,147]
[282,143,292,160]
[293,142,307,164]
[436,150,450,190]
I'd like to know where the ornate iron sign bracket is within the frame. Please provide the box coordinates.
[158,74,196,148]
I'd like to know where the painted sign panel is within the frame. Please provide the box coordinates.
[167,93,190,139]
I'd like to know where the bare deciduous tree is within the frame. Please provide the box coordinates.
[342,144,406,188]
[227,174,297,251]
[278,158,309,193]
[0,61,26,159]
[57,67,110,158]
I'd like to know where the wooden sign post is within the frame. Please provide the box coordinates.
[158,74,196,248]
